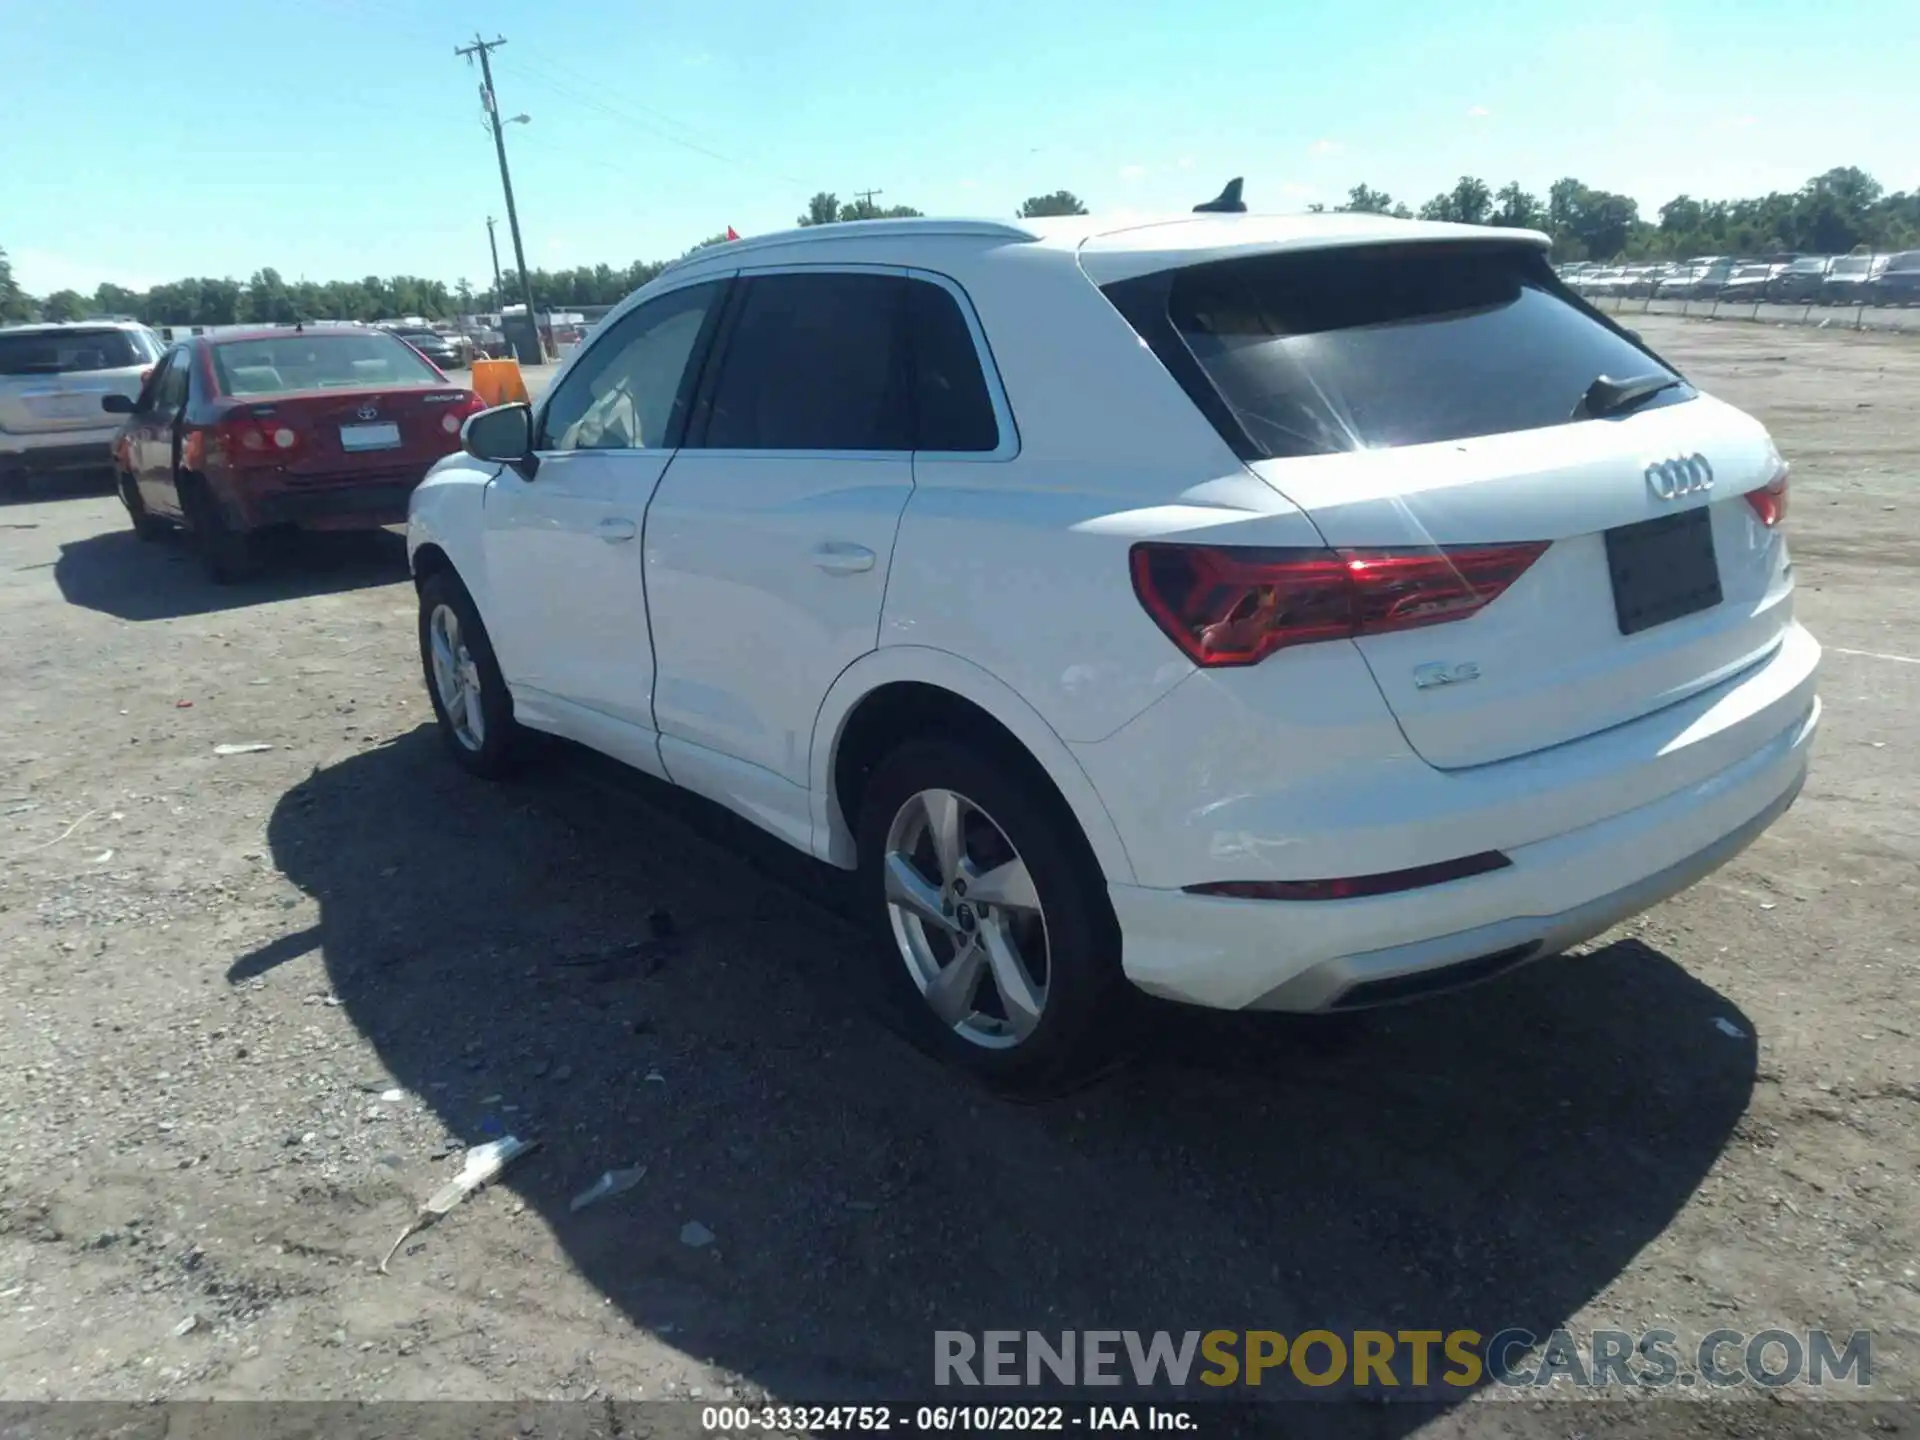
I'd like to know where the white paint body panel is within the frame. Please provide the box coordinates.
[647,453,913,785]
[408,214,1821,1017]
[1247,394,1792,768]
[482,452,665,734]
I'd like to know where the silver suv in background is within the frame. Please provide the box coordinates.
[0,321,164,493]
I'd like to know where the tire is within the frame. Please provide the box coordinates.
[418,569,522,779]
[855,735,1127,1091]
[117,470,164,542]
[179,473,259,583]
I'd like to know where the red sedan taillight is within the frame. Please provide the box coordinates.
[1129,540,1549,668]
[212,414,305,467]
[440,391,486,434]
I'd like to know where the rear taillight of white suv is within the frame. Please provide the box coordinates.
[1744,461,1789,528]
[1129,540,1549,668]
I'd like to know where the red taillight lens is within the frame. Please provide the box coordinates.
[1186,851,1513,901]
[1744,463,1789,528]
[1130,540,1549,668]
[213,416,303,466]
[440,391,486,435]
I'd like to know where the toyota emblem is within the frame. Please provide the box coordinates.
[355,403,379,421]
[1645,454,1714,501]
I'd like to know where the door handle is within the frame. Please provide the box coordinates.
[812,541,876,575]
[597,517,638,543]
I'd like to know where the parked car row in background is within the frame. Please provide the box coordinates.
[1,318,483,561]
[1557,250,1920,306]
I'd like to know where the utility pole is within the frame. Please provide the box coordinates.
[457,35,542,360]
[484,216,505,310]
[852,188,883,218]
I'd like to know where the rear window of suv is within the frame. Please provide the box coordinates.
[1104,242,1691,458]
[0,327,145,376]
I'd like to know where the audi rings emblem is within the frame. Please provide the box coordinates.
[1645,453,1714,501]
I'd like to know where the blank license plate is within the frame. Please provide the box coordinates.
[31,394,99,419]
[1604,506,1722,636]
[339,422,401,452]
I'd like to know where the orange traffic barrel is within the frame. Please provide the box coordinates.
[469,357,530,408]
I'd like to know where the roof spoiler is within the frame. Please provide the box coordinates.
[1193,178,1246,214]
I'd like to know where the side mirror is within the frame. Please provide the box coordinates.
[101,393,136,415]
[461,402,537,476]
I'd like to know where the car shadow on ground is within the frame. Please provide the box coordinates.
[54,526,408,622]
[240,728,1757,1423]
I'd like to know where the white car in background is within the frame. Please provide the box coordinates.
[406,207,1819,1087]
[0,320,163,493]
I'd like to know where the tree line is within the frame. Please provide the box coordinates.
[1324,166,1918,263]
[5,170,1912,329]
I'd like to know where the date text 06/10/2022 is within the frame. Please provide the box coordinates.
[700,1404,1194,1433]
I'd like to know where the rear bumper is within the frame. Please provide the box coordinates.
[234,477,426,531]
[1081,616,1821,1012]
[1110,694,1817,1012]
[0,429,119,480]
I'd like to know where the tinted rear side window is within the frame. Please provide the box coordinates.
[908,280,999,452]
[0,327,143,376]
[1105,243,1690,459]
[700,272,911,451]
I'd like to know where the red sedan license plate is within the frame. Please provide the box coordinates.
[339,422,402,452]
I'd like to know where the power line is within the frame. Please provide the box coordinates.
[308,0,806,190]
[495,55,804,187]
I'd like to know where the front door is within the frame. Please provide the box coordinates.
[481,278,727,747]
[133,346,190,515]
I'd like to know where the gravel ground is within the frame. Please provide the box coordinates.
[0,317,1915,1436]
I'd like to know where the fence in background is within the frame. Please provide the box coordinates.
[1574,255,1920,335]
[1595,293,1920,335]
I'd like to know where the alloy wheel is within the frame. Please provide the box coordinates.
[882,787,1050,1049]
[428,602,486,752]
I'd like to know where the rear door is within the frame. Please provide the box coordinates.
[1099,239,1793,771]
[0,325,153,438]
[644,268,917,792]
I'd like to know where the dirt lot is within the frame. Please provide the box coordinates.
[0,316,1915,1436]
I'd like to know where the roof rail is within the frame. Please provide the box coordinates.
[656,216,1039,278]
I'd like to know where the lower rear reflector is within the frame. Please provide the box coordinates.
[1184,850,1512,902]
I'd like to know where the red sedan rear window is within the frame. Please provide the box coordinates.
[212,332,441,395]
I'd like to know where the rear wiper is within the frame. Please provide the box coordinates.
[1575,373,1683,420]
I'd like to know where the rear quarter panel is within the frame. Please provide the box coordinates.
[879,239,1328,745]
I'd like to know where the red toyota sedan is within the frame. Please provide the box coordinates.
[104,325,485,582]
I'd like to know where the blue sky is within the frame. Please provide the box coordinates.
[4,0,1916,295]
